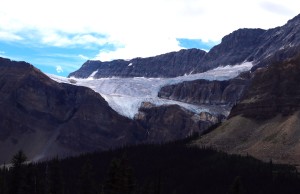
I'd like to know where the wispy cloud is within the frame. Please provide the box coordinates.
[0,31,23,41]
[78,54,89,60]
[260,1,293,16]
[95,35,182,61]
[56,66,63,73]
[0,0,299,76]
[40,31,108,48]
[0,50,6,58]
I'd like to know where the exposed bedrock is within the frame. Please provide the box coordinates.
[134,102,225,142]
[158,73,250,106]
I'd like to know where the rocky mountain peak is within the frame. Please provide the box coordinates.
[287,13,300,25]
[69,14,300,79]
[220,28,266,46]
[69,48,207,78]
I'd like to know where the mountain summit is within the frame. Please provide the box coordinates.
[69,13,300,78]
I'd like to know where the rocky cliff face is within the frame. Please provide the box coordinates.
[0,57,146,163]
[69,49,207,78]
[195,53,300,166]
[134,102,225,142]
[229,54,300,119]
[158,73,250,106]
[69,14,300,78]
[200,29,265,69]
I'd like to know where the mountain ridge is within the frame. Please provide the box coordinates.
[69,13,300,78]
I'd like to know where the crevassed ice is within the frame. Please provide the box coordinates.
[48,62,253,119]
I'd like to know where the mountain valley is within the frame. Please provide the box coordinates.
[1,13,300,168]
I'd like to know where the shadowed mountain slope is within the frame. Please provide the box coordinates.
[194,54,300,167]
[0,57,146,163]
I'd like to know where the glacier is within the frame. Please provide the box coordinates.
[49,62,253,119]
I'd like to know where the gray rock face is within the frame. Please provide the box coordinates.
[158,74,249,106]
[69,49,207,78]
[250,14,300,70]
[134,102,225,142]
[69,14,300,78]
[229,53,300,120]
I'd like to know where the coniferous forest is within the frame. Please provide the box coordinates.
[1,135,300,194]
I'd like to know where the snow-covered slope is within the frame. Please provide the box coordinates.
[49,62,252,118]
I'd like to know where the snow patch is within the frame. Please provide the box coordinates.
[128,63,133,67]
[88,70,98,79]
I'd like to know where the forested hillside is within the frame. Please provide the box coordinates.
[1,135,300,194]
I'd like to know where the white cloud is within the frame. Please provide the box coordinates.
[0,31,23,41]
[259,1,294,16]
[0,0,300,61]
[95,35,183,61]
[0,51,6,58]
[78,54,89,60]
[40,31,107,47]
[56,66,63,73]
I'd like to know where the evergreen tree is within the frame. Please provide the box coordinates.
[0,166,8,194]
[9,150,27,194]
[49,158,64,194]
[23,164,38,194]
[139,181,155,194]
[104,155,135,194]
[79,159,96,194]
[43,164,51,194]
[229,176,245,194]
[11,150,27,169]
[154,172,162,194]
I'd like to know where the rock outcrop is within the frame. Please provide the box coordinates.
[158,73,250,106]
[134,102,225,142]
[229,54,300,119]
[69,13,300,78]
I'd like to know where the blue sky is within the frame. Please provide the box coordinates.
[0,35,215,77]
[177,39,216,51]
[0,0,299,77]
[0,32,118,77]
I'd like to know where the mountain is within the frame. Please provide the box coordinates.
[3,13,300,167]
[158,72,250,106]
[64,14,300,166]
[69,14,300,78]
[0,57,224,163]
[0,57,147,163]
[194,53,300,166]
[69,49,207,78]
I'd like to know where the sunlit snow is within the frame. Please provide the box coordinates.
[49,62,252,119]
[88,70,98,79]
